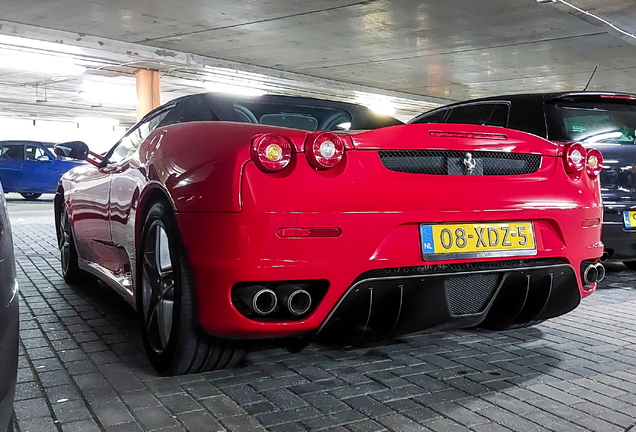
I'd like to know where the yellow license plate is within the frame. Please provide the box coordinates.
[623,211,636,228]
[420,222,536,261]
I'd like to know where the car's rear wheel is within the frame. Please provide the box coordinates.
[58,202,88,283]
[623,261,636,271]
[21,193,42,200]
[139,200,245,375]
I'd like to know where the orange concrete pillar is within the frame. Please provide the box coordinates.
[136,69,161,120]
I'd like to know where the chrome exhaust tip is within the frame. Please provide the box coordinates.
[583,264,599,285]
[600,251,610,263]
[277,284,312,316]
[287,289,312,316]
[595,263,606,283]
[245,287,277,315]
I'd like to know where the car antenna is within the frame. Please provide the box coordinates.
[583,65,599,91]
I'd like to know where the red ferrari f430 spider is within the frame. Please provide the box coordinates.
[54,93,603,374]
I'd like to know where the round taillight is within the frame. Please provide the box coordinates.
[564,143,587,172]
[251,134,292,172]
[307,132,345,169]
[586,148,603,178]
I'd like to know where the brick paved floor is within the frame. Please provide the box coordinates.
[7,198,636,432]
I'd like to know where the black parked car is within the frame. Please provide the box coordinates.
[410,92,636,268]
[0,181,18,431]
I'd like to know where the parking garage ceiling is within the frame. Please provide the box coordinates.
[1,0,636,123]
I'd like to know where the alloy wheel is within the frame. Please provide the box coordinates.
[59,210,71,273]
[142,222,176,353]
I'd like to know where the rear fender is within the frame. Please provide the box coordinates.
[142,122,307,213]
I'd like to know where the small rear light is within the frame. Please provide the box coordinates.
[582,218,601,228]
[586,148,603,178]
[307,132,345,169]
[564,143,587,172]
[277,227,342,238]
[429,131,508,140]
[251,134,293,173]
[600,94,636,100]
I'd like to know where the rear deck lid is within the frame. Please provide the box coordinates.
[348,123,560,156]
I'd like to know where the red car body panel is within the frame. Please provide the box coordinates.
[58,121,603,341]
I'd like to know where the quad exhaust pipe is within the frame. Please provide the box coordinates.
[583,263,605,285]
[277,284,312,316]
[240,286,278,315]
[237,284,312,316]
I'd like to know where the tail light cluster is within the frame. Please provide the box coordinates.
[251,134,293,172]
[563,143,603,179]
[251,132,346,173]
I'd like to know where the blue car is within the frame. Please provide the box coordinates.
[0,141,84,200]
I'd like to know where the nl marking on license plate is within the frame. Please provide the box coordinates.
[623,211,636,228]
[420,222,536,261]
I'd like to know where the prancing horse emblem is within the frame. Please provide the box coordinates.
[463,152,476,174]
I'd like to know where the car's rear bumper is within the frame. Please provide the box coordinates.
[177,206,602,340]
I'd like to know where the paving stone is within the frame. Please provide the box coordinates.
[13,398,51,420]
[91,399,136,426]
[302,393,351,414]
[159,392,204,414]
[202,394,248,419]
[301,409,366,431]
[376,413,430,432]
[50,399,93,423]
[220,414,268,432]
[61,418,102,432]
[133,405,180,430]
[256,406,322,427]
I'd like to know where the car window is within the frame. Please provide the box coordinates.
[158,98,215,127]
[25,145,48,161]
[545,100,636,144]
[411,109,449,124]
[108,110,171,164]
[231,101,353,131]
[0,145,23,160]
[446,103,510,126]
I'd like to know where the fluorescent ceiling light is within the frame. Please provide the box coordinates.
[204,82,266,96]
[366,103,397,116]
[0,35,82,55]
[354,94,397,116]
[0,50,85,76]
[80,81,138,106]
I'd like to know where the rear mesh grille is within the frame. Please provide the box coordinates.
[445,274,500,315]
[378,150,541,175]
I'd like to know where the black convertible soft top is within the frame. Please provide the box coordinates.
[143,93,403,132]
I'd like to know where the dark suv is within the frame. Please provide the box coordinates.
[410,92,636,267]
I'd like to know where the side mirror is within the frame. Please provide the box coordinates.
[36,155,50,162]
[54,141,89,160]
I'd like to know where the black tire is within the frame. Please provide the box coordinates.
[21,193,42,200]
[57,202,88,283]
[623,261,636,271]
[6,412,14,432]
[138,200,245,375]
